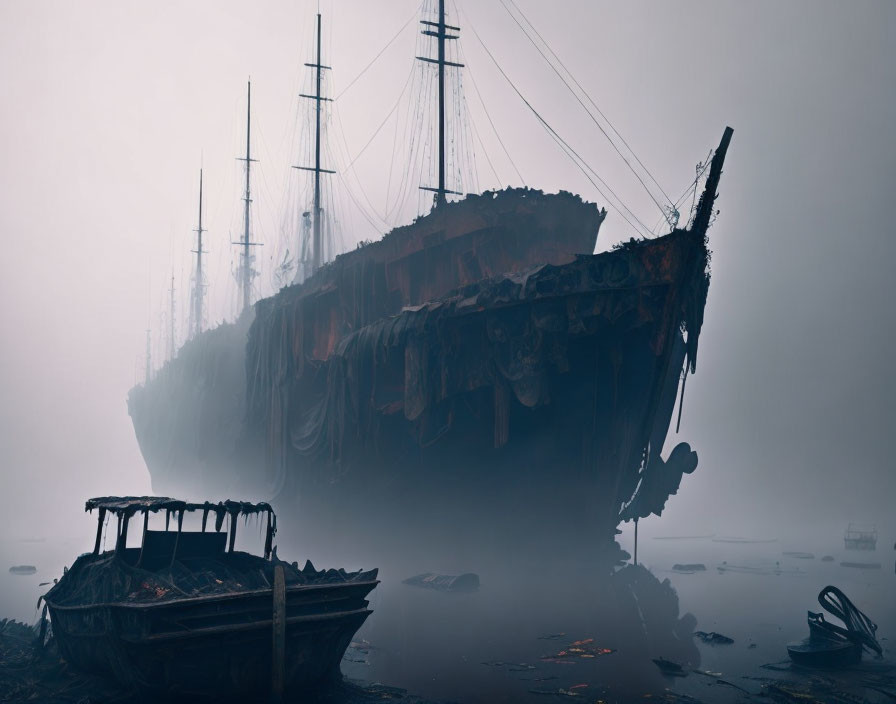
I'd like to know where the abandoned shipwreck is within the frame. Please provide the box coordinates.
[129,127,731,563]
[128,5,732,564]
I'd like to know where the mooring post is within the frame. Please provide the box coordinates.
[271,564,286,703]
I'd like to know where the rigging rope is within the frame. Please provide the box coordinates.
[333,4,421,102]
[459,25,526,187]
[502,0,675,211]
[465,16,652,237]
[331,99,393,228]
[343,66,415,172]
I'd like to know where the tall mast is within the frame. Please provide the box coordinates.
[294,13,334,275]
[236,80,260,312]
[418,1,463,207]
[168,273,176,359]
[144,329,152,385]
[314,15,322,272]
[191,168,206,337]
[437,0,445,205]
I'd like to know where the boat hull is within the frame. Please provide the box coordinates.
[47,580,376,699]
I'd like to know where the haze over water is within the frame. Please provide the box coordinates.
[1,1,894,699]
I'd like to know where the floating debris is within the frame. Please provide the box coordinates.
[653,658,686,676]
[840,561,882,570]
[541,638,615,662]
[672,563,706,573]
[652,535,714,541]
[716,562,801,576]
[712,537,778,544]
[782,552,815,559]
[528,685,588,697]
[402,572,480,592]
[480,661,537,672]
[690,669,751,694]
[694,631,734,645]
[7,565,36,576]
[821,555,835,562]
[537,633,567,640]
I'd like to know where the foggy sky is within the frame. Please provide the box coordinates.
[0,0,894,543]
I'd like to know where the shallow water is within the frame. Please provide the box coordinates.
[2,526,893,703]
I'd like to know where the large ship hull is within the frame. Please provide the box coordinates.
[243,227,707,565]
[129,130,731,566]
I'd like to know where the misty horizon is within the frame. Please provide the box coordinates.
[1,0,894,552]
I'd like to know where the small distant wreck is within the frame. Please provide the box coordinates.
[42,497,378,701]
[8,565,36,575]
[844,523,877,551]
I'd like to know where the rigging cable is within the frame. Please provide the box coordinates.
[502,0,674,211]
[332,102,393,229]
[464,15,652,237]
[334,4,421,102]
[649,150,712,232]
[465,60,526,186]
[343,66,415,172]
[449,0,524,186]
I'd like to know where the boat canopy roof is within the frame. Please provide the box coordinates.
[86,497,278,559]
[85,496,274,519]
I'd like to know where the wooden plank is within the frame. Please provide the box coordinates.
[271,564,286,703]
[93,507,106,554]
[47,579,379,612]
[130,607,370,643]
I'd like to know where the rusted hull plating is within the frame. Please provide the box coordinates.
[128,123,733,563]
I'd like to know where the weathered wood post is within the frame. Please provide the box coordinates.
[115,514,129,556]
[228,510,238,553]
[93,507,107,554]
[271,564,286,703]
[136,510,150,567]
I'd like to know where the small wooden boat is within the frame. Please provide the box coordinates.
[43,497,378,700]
